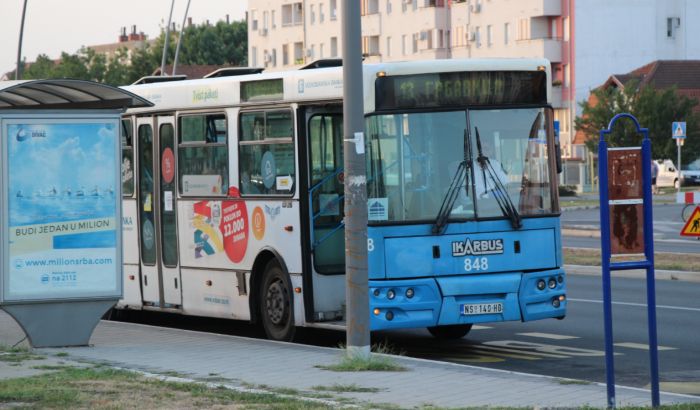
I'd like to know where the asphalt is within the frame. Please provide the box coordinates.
[0,193,695,409]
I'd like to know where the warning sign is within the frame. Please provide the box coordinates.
[680,206,700,236]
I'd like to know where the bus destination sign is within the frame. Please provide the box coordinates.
[375,71,547,110]
[241,79,283,102]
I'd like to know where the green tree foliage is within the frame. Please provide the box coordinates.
[18,19,247,86]
[575,81,700,161]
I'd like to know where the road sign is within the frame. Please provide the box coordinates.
[680,206,700,236]
[672,121,686,139]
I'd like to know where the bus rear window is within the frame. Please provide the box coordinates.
[178,113,228,196]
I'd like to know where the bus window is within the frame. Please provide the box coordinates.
[178,114,228,196]
[121,119,134,197]
[239,110,295,195]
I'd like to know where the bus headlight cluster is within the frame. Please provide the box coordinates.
[552,295,566,308]
[537,276,564,291]
[405,288,415,299]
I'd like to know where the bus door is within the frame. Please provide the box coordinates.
[157,116,181,306]
[306,109,345,274]
[136,116,181,307]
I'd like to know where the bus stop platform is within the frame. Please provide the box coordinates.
[0,310,698,409]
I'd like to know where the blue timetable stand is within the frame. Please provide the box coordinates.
[598,113,660,408]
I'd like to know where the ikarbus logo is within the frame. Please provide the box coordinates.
[16,128,46,142]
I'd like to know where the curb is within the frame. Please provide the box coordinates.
[565,263,700,283]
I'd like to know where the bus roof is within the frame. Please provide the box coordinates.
[121,58,551,114]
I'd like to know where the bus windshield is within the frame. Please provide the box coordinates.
[366,107,555,224]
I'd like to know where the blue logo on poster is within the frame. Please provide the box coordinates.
[15,259,24,269]
[261,151,276,189]
[41,274,50,284]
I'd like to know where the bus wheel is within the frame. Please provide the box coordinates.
[427,324,473,339]
[260,260,295,341]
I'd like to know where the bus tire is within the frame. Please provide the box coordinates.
[427,324,473,339]
[260,260,295,342]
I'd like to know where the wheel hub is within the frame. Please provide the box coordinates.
[266,279,288,325]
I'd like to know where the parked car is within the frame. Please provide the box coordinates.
[654,159,680,189]
[681,159,700,186]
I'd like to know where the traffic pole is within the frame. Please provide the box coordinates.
[677,138,683,193]
[160,0,176,76]
[15,0,28,80]
[342,1,370,359]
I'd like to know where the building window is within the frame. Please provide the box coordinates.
[362,0,379,15]
[271,49,277,66]
[425,30,433,49]
[445,29,450,48]
[518,18,529,40]
[320,43,324,58]
[282,3,304,26]
[263,11,269,30]
[504,22,510,44]
[310,44,316,60]
[294,42,304,64]
[362,35,380,56]
[402,34,407,55]
[320,4,325,22]
[283,44,289,65]
[238,110,295,196]
[412,33,419,53]
[251,10,258,31]
[310,5,315,24]
[387,0,392,14]
[412,0,418,11]
[331,37,338,57]
[252,46,258,67]
[667,17,681,38]
[563,17,569,41]
[438,29,443,48]
[272,10,276,28]
[386,36,392,57]
[330,0,338,20]
[486,25,492,47]
[475,26,481,48]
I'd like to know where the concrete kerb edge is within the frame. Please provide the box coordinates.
[564,263,700,283]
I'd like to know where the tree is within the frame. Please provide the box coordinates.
[575,82,700,161]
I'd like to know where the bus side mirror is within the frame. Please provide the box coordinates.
[555,141,563,174]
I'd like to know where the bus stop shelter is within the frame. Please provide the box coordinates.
[0,79,151,347]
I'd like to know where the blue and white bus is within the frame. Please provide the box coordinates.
[117,58,566,341]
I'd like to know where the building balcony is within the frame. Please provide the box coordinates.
[515,37,562,62]
[525,0,561,17]
[551,84,562,108]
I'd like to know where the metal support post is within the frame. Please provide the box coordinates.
[160,0,176,76]
[342,0,370,359]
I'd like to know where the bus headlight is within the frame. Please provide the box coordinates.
[405,288,415,299]
[548,278,557,289]
[387,289,396,300]
[537,280,546,290]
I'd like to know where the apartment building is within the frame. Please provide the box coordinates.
[248,0,700,187]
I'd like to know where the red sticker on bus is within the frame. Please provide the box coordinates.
[220,200,248,263]
[161,148,175,184]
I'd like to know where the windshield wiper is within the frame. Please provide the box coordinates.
[474,126,522,230]
[432,160,467,235]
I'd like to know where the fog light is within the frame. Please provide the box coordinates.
[552,298,561,308]
[373,308,380,315]
[373,288,380,297]
[385,311,394,321]
[559,295,566,301]
[537,280,546,290]
[405,288,415,299]
[387,289,396,300]
[557,275,564,284]
[548,278,557,289]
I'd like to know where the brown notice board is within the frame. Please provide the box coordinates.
[607,148,645,255]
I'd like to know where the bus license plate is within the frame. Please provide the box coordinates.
[461,303,503,315]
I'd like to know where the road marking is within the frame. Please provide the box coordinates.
[472,344,566,358]
[467,346,541,360]
[483,340,611,357]
[517,332,579,340]
[471,325,492,330]
[568,298,700,313]
[615,342,677,351]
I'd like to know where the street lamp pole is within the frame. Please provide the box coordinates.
[172,0,192,76]
[342,0,370,359]
[160,0,176,76]
[16,0,29,80]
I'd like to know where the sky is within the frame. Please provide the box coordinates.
[0,0,247,76]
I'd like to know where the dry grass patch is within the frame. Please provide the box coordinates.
[564,248,700,272]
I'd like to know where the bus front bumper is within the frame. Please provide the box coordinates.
[369,269,567,331]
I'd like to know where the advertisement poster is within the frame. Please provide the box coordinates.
[607,148,644,255]
[5,121,119,300]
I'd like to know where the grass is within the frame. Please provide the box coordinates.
[0,346,45,364]
[312,383,382,393]
[564,247,700,272]
[0,367,336,409]
[316,342,408,372]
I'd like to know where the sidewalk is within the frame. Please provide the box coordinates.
[1,310,698,409]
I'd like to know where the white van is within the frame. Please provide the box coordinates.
[654,159,680,189]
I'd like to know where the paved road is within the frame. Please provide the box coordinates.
[374,274,700,394]
[562,203,700,252]
[114,274,700,395]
